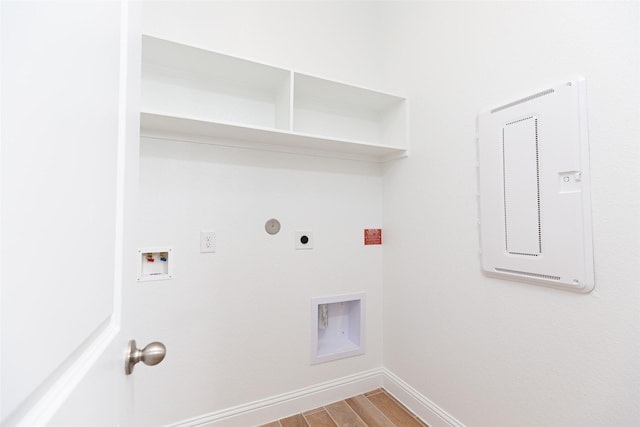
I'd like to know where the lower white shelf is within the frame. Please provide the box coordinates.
[140,112,407,162]
[311,292,365,364]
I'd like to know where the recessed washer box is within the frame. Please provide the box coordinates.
[311,292,365,364]
[137,247,173,282]
[476,76,594,293]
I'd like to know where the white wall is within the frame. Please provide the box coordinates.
[135,2,387,425]
[137,2,639,426]
[141,1,386,90]
[381,2,640,426]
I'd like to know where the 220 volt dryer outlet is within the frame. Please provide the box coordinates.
[295,230,313,250]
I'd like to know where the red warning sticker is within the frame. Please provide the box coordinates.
[364,229,382,245]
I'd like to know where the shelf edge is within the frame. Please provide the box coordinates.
[140,112,408,163]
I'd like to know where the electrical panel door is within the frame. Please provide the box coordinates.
[476,76,594,292]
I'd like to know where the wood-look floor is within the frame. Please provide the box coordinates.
[259,389,428,427]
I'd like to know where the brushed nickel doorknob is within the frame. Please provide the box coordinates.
[125,340,166,375]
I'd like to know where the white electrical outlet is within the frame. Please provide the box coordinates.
[200,231,216,253]
[295,230,313,250]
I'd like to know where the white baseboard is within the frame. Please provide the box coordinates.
[171,368,384,427]
[170,367,463,427]
[381,368,464,427]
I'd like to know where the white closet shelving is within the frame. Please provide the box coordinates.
[140,35,409,162]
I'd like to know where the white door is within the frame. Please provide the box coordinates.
[1,2,142,425]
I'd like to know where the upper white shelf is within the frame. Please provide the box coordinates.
[140,35,409,162]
